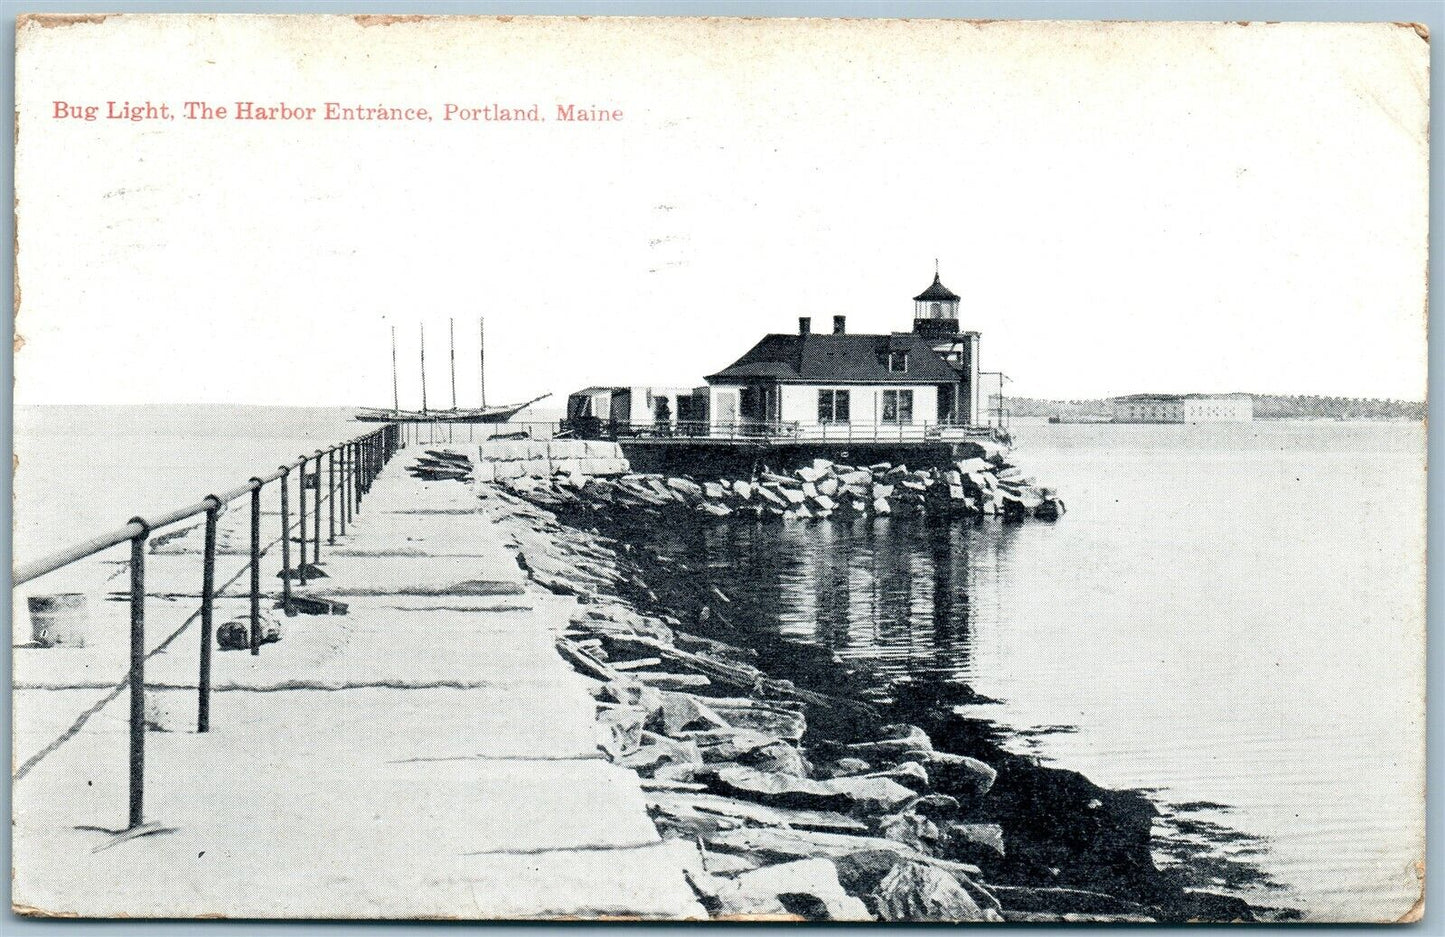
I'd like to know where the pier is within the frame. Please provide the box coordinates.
[12,426,702,919]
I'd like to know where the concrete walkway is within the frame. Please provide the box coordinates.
[12,452,704,919]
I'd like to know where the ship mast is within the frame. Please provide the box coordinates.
[391,325,400,415]
[419,322,428,416]
[449,317,458,411]
[479,317,487,408]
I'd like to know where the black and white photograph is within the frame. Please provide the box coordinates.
[8,10,1431,924]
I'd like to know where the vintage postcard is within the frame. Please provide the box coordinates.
[10,13,1428,923]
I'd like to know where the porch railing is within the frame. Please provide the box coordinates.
[561,418,1005,444]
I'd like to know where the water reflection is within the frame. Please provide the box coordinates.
[673,513,1288,909]
[696,515,1027,685]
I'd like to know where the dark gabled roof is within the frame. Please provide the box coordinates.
[707,333,961,384]
[913,273,960,303]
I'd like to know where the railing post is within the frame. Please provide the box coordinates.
[197,496,220,733]
[328,448,336,545]
[249,479,262,656]
[296,456,308,586]
[312,452,322,564]
[127,521,149,830]
[339,446,349,535]
[279,466,294,615]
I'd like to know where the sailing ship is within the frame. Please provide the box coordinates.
[354,319,550,423]
[353,397,551,423]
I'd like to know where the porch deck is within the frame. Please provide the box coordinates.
[566,420,1009,447]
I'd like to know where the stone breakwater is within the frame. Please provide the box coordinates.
[435,439,1066,523]
[448,443,1291,924]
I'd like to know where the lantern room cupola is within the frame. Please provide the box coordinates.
[912,269,961,336]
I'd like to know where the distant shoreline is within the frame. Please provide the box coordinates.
[1006,395,1425,422]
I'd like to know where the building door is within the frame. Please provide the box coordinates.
[715,389,738,428]
[938,385,956,424]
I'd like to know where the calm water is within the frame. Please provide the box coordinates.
[11,410,1425,920]
[640,419,1425,921]
[11,405,559,565]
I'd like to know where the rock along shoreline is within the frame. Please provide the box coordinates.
[446,445,1294,923]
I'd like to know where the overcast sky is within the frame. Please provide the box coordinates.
[14,16,1430,406]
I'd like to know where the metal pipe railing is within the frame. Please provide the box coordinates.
[12,423,401,833]
[248,480,263,657]
[279,466,294,605]
[196,496,220,733]
[126,523,147,830]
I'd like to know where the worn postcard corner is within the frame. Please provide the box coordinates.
[8,12,1428,926]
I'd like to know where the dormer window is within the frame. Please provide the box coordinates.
[889,350,909,373]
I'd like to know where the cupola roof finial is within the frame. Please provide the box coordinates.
[913,265,960,303]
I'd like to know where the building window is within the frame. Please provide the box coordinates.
[882,389,913,424]
[818,389,850,424]
[889,351,909,373]
[930,302,942,318]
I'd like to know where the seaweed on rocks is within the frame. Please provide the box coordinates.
[488,477,1293,923]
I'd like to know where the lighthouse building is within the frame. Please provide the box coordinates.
[701,271,985,439]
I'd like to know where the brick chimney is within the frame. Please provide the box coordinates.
[833,315,846,334]
[799,316,811,336]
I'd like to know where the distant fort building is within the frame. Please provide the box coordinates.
[1110,393,1253,424]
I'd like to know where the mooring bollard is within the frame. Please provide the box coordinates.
[249,479,263,655]
[197,496,220,733]
[279,466,293,615]
[127,520,149,830]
